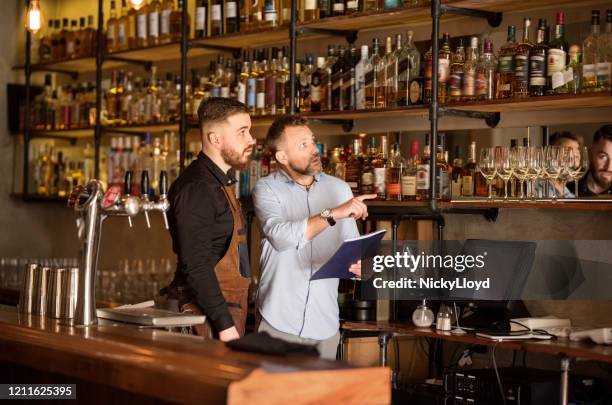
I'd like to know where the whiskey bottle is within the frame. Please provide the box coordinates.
[386,140,405,201]
[65,20,78,59]
[160,0,174,44]
[266,50,278,115]
[107,3,118,53]
[226,0,240,34]
[416,134,430,200]
[345,0,360,15]
[401,140,418,201]
[435,133,450,201]
[263,0,279,28]
[300,54,315,111]
[346,139,363,194]
[39,20,53,62]
[303,0,320,22]
[333,0,345,16]
[195,0,208,38]
[529,19,548,97]
[476,38,496,101]
[448,39,465,102]
[567,45,582,94]
[276,48,289,113]
[127,3,138,48]
[75,18,85,57]
[310,57,325,112]
[115,0,129,50]
[148,0,162,46]
[170,0,189,42]
[355,45,370,110]
[211,0,224,36]
[251,0,263,30]
[461,141,477,197]
[548,12,569,95]
[582,10,601,93]
[361,137,376,195]
[136,1,149,47]
[241,0,252,31]
[383,36,397,108]
[331,46,346,111]
[372,135,388,200]
[462,36,479,101]
[437,33,451,104]
[513,17,533,98]
[256,51,267,114]
[597,10,611,92]
[247,50,258,114]
[496,25,516,99]
[51,20,61,61]
[450,146,463,199]
[343,44,358,111]
[395,33,411,107]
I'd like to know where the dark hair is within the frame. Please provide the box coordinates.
[549,131,582,146]
[197,97,248,129]
[593,125,612,144]
[266,114,309,152]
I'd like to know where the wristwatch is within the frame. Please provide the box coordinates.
[320,208,336,226]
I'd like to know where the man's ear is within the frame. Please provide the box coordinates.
[275,150,288,165]
[206,130,221,147]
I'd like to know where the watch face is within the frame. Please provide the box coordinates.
[321,208,331,218]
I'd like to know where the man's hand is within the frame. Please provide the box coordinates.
[348,260,362,278]
[219,326,240,342]
[332,194,377,221]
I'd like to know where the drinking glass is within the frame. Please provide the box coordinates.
[543,146,562,201]
[478,147,497,201]
[513,146,529,200]
[495,146,514,201]
[557,147,574,198]
[568,146,589,198]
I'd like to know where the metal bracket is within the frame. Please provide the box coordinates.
[307,118,354,132]
[31,66,79,80]
[441,5,503,27]
[297,27,358,44]
[102,55,153,70]
[439,107,501,128]
[187,41,242,59]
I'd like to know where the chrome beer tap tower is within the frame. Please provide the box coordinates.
[68,170,170,326]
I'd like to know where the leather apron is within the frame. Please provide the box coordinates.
[159,185,251,338]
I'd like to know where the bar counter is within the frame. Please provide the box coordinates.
[0,307,390,404]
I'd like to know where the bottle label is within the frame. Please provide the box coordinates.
[547,48,566,75]
[256,92,265,109]
[387,182,400,195]
[107,27,116,40]
[409,80,422,104]
[247,78,256,107]
[237,82,246,104]
[227,1,238,18]
[212,5,222,21]
[149,11,159,37]
[462,176,473,196]
[529,54,546,85]
[221,86,230,98]
[361,172,374,192]
[333,3,344,12]
[438,58,450,83]
[449,70,462,96]
[498,55,513,73]
[266,76,276,108]
[305,0,317,10]
[552,71,565,89]
[196,7,207,30]
[582,63,596,83]
[311,84,321,102]
[401,175,416,197]
[437,171,450,198]
[137,14,147,39]
[562,67,573,86]
[451,179,462,198]
[416,164,429,190]
[374,168,386,195]
[475,72,486,95]
[514,54,528,80]
[161,9,171,34]
[265,0,277,21]
[282,8,291,21]
[117,23,126,44]
[66,40,75,55]
[596,62,611,83]
[462,69,475,96]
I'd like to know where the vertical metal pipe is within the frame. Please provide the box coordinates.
[429,0,440,209]
[289,0,297,113]
[560,357,570,405]
[23,26,32,198]
[94,0,104,179]
[179,0,189,172]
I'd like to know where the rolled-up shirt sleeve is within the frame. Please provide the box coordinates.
[253,180,310,252]
[173,182,234,332]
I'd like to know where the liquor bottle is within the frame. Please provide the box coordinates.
[361,137,376,195]
[331,46,346,111]
[170,0,189,42]
[310,57,325,112]
[451,146,463,199]
[240,0,251,31]
[266,50,278,115]
[401,31,421,106]
[401,140,419,201]
[137,1,149,47]
[319,0,332,19]
[548,12,569,95]
[333,0,345,16]
[116,0,129,50]
[346,0,360,15]
[65,20,78,59]
[372,39,386,108]
[195,0,208,38]
[211,0,223,36]
[251,0,263,29]
[582,10,601,93]
[226,0,240,34]
[237,52,249,104]
[567,45,581,94]
[384,0,401,10]
[386,141,405,201]
[127,4,138,48]
[513,18,533,98]
[598,10,612,92]
[300,54,315,111]
[461,141,477,197]
[346,138,363,194]
[75,18,86,57]
[416,134,430,200]
[372,135,388,200]
[363,0,380,13]
[263,0,279,28]
[435,133,450,201]
[301,0,319,21]
[383,36,396,108]
[39,20,53,62]
[529,18,548,97]
[461,36,479,101]
[343,45,358,111]
[59,19,69,59]
[496,25,516,99]
[107,3,119,52]
[438,33,451,104]
[448,39,465,102]
[148,0,162,46]
[276,48,289,113]
[160,0,174,43]
[51,20,61,60]
[256,51,267,114]
[355,45,370,110]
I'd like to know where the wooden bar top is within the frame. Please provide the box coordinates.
[0,308,390,404]
[342,320,612,364]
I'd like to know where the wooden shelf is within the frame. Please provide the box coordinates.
[193,26,291,49]
[366,198,612,212]
[30,127,94,139]
[299,0,591,32]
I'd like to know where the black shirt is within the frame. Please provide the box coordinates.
[569,171,612,196]
[168,151,236,332]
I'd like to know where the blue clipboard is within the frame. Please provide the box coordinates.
[310,229,386,281]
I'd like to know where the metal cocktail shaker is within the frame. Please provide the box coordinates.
[18,263,39,313]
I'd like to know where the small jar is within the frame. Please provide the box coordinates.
[412,299,434,328]
[436,311,452,331]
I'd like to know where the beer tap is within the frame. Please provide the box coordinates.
[140,170,151,229]
[123,171,135,228]
[140,170,170,230]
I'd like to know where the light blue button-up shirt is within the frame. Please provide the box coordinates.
[253,169,360,340]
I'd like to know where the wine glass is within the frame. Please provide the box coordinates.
[495,146,514,201]
[557,147,574,198]
[524,146,542,201]
[513,146,528,200]
[543,146,562,201]
[568,146,589,198]
[478,147,496,201]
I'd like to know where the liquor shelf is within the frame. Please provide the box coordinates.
[366,199,612,212]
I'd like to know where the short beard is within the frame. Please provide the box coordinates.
[288,157,321,176]
[221,146,251,171]
[593,170,612,190]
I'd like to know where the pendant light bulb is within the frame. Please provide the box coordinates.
[129,0,146,9]
[25,0,44,34]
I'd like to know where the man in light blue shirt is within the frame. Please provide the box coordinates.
[253,115,375,359]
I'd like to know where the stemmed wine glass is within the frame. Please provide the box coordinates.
[557,147,574,198]
[525,146,542,201]
[513,146,528,201]
[478,147,497,201]
[568,146,589,198]
[495,146,514,201]
[543,146,562,201]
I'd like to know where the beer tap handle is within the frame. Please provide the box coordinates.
[160,170,169,230]
[124,171,133,228]
[141,170,151,228]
